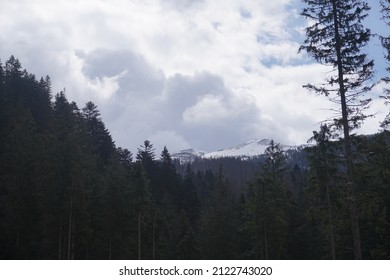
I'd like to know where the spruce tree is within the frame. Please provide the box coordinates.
[136,140,156,167]
[82,101,115,164]
[131,162,152,259]
[159,146,177,197]
[199,165,237,259]
[353,132,390,258]
[299,0,374,259]
[380,0,390,130]
[307,125,340,259]
[245,141,288,259]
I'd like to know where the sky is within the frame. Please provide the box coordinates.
[0,0,388,154]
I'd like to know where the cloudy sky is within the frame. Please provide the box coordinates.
[0,0,388,153]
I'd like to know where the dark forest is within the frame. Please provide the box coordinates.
[0,56,389,259]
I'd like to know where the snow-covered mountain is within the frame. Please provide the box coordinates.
[171,149,206,164]
[172,139,300,163]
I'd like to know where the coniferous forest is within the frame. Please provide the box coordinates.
[0,56,389,260]
[1,0,390,260]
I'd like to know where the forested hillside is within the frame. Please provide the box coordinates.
[0,56,389,259]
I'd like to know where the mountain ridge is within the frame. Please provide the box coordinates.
[172,139,302,163]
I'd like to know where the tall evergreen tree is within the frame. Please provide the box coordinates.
[353,132,390,258]
[82,101,115,164]
[158,146,178,199]
[98,154,136,259]
[199,165,238,259]
[181,165,201,227]
[299,0,374,259]
[131,162,153,259]
[116,147,133,168]
[380,0,390,130]
[0,60,6,152]
[136,140,156,171]
[244,141,288,259]
[136,140,158,196]
[306,125,345,259]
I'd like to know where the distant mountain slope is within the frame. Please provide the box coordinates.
[172,139,300,163]
[203,139,298,159]
[171,149,206,164]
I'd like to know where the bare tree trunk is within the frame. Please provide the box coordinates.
[325,182,336,260]
[152,221,155,260]
[16,227,20,258]
[109,239,112,260]
[264,221,268,260]
[138,210,141,260]
[58,220,62,259]
[67,194,73,260]
[86,240,89,260]
[331,0,362,259]
[71,220,75,260]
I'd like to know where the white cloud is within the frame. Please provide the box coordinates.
[0,0,385,153]
[183,95,229,125]
[149,130,191,154]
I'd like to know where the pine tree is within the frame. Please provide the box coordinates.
[136,140,158,198]
[181,165,201,227]
[131,162,153,259]
[244,141,288,259]
[237,194,251,259]
[299,0,374,259]
[353,132,390,258]
[158,146,178,199]
[285,164,313,259]
[98,154,136,259]
[380,0,390,130]
[175,209,200,259]
[0,60,5,136]
[136,140,156,171]
[199,164,238,259]
[116,147,133,168]
[82,101,115,164]
[306,125,340,259]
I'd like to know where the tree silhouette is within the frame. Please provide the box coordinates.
[299,0,374,259]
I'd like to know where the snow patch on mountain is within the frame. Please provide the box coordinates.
[172,139,301,163]
[204,139,272,159]
[171,148,206,164]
